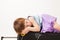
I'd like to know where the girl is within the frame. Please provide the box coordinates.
[14,14,60,36]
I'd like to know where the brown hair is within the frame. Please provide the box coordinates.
[13,18,25,35]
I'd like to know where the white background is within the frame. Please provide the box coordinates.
[0,0,60,40]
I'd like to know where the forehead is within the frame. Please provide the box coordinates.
[25,18,29,21]
[25,19,30,23]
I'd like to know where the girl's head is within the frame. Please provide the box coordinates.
[25,19,32,27]
[14,18,32,34]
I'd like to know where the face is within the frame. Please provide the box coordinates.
[24,19,32,27]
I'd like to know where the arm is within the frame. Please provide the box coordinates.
[53,21,60,31]
[21,16,40,35]
[28,16,40,32]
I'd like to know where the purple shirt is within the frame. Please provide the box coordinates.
[41,14,60,33]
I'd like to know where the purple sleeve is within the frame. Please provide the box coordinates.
[42,14,57,23]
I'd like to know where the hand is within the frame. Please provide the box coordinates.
[29,17,35,23]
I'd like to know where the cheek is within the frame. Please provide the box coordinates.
[27,23,30,25]
[25,20,32,26]
[27,22,32,26]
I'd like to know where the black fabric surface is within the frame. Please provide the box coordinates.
[17,32,60,40]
